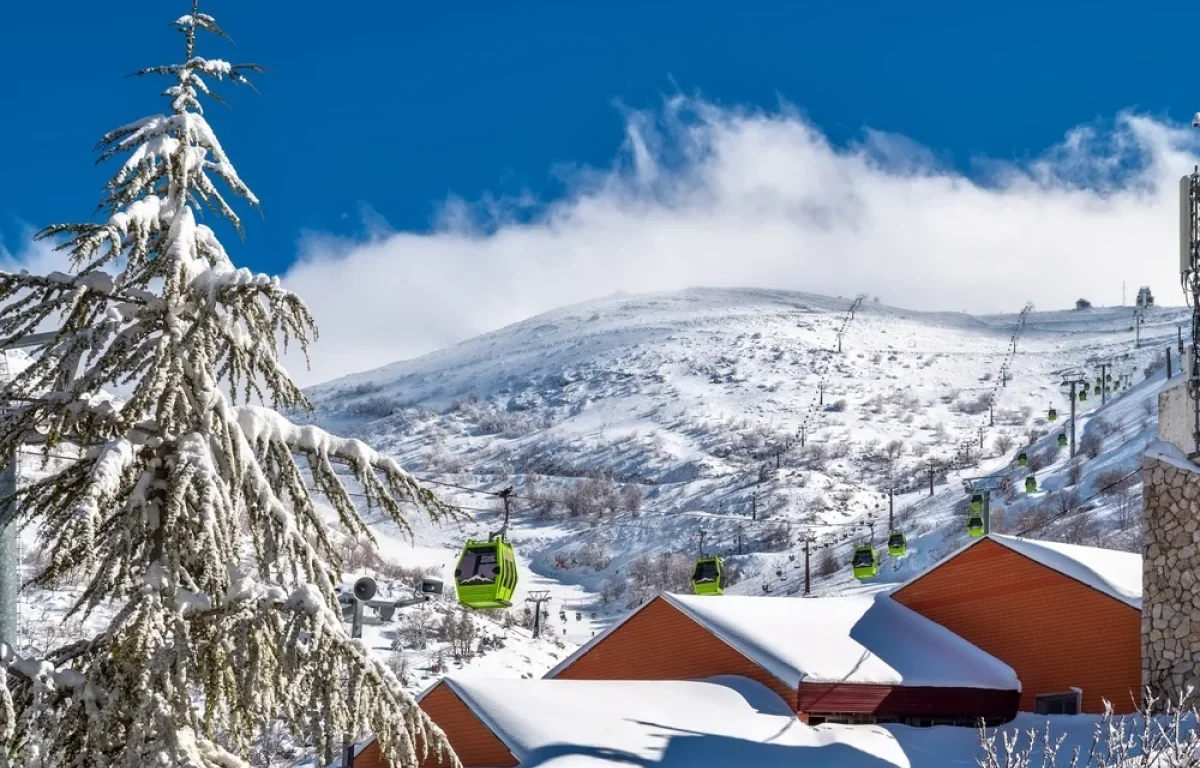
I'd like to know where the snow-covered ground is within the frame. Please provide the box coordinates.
[292,287,1184,691]
[8,287,1187,758]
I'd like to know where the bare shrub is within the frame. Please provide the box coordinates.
[994,433,1016,456]
[626,553,694,608]
[1067,457,1084,487]
[1052,487,1080,515]
[977,689,1200,767]
[816,546,839,576]
[1080,431,1103,460]
[563,473,621,518]
[395,606,437,651]
[1059,511,1098,545]
[1093,418,1119,438]
[955,393,992,415]
[600,574,627,605]
[883,439,906,462]
[826,398,848,413]
[620,484,645,515]
[761,521,792,552]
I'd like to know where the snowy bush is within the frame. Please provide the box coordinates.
[1081,431,1104,460]
[977,692,1200,767]
[1067,458,1084,487]
[955,393,993,415]
[827,398,848,412]
[816,546,839,576]
[995,433,1016,455]
[626,553,694,608]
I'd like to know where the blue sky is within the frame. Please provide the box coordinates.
[1,2,1198,383]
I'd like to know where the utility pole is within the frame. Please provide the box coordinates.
[1168,347,1174,379]
[819,382,825,407]
[737,527,744,555]
[1098,363,1109,406]
[799,425,806,448]
[1060,372,1087,459]
[698,529,706,556]
[526,590,551,638]
[927,459,937,496]
[978,426,985,451]
[803,538,811,596]
[989,401,995,427]
[887,488,894,530]
[966,475,1005,536]
[1182,168,1200,458]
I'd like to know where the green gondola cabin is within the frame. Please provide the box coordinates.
[1047,408,1058,422]
[1016,451,1028,467]
[887,530,907,557]
[851,546,878,580]
[455,537,518,610]
[1057,433,1068,448]
[969,493,984,513]
[967,514,985,538]
[1024,475,1038,493]
[692,557,724,596]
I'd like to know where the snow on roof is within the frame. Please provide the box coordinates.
[988,534,1142,609]
[1146,440,1200,476]
[439,675,1104,768]
[445,675,910,767]
[547,592,1016,690]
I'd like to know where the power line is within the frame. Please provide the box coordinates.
[1013,468,1140,539]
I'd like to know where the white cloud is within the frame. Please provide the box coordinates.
[282,99,1200,386]
[4,100,1196,387]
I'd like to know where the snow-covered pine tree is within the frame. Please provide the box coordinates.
[0,5,457,767]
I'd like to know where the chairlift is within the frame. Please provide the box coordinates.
[1025,475,1038,493]
[967,513,985,538]
[969,493,984,513]
[887,530,907,557]
[1016,451,1028,468]
[454,537,518,610]
[851,546,879,580]
[1057,432,1068,448]
[692,556,724,596]
[1047,407,1058,422]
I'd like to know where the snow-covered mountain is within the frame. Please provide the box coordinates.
[299,287,1183,688]
[15,287,1182,725]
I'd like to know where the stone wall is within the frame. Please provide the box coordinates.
[1142,451,1200,702]
[1158,379,1194,453]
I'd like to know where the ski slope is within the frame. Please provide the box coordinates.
[297,287,1183,689]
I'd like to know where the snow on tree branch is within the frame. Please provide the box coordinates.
[0,3,460,766]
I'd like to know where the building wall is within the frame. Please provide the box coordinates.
[1158,379,1193,454]
[797,682,1018,721]
[1142,453,1200,702]
[550,596,797,705]
[354,682,518,768]
[892,538,1141,714]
